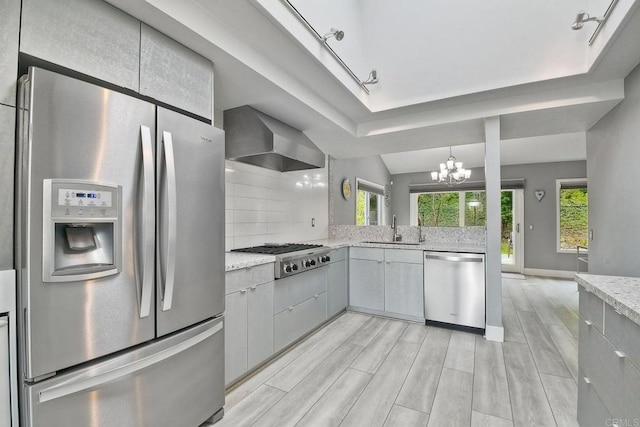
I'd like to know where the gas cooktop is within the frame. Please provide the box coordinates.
[231,243,325,255]
[231,243,330,278]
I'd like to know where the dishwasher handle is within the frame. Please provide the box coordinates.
[425,253,484,263]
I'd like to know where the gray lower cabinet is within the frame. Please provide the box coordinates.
[274,267,327,352]
[247,282,274,369]
[0,105,14,270]
[140,24,213,120]
[20,0,140,91]
[349,248,385,311]
[384,249,424,318]
[578,287,640,423]
[327,248,348,317]
[275,293,327,351]
[224,290,248,386]
[224,264,274,386]
[0,0,20,106]
[348,247,424,320]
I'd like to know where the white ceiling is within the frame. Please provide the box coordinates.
[105,0,640,174]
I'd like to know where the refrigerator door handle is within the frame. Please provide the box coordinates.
[139,125,155,318]
[161,131,178,312]
[37,320,223,404]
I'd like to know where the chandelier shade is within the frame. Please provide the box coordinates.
[431,147,471,186]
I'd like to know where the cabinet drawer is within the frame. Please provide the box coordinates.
[604,304,640,371]
[579,316,640,419]
[225,263,273,295]
[329,248,347,263]
[274,267,327,314]
[274,293,326,352]
[577,370,611,427]
[20,0,141,91]
[384,249,423,264]
[350,247,384,261]
[579,287,604,333]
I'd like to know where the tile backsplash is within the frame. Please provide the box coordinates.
[225,160,329,251]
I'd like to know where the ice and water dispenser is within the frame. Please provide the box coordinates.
[42,179,122,282]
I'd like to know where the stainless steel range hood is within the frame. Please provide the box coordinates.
[224,105,325,172]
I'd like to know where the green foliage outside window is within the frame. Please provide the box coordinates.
[559,188,588,250]
[356,190,365,225]
[417,193,460,226]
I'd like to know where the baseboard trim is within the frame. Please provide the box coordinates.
[485,325,504,342]
[523,268,576,279]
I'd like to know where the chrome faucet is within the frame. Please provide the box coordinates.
[392,215,402,242]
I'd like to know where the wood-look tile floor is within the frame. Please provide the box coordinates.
[213,276,579,427]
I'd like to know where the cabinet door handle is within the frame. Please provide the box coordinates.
[250,286,257,291]
[377,260,383,264]
[614,308,622,315]
[584,320,593,327]
[385,261,391,264]
[314,294,319,299]
[240,289,247,294]
[288,306,294,311]
[614,350,626,359]
[583,377,591,384]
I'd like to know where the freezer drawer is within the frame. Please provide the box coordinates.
[0,317,10,427]
[24,317,224,427]
[424,252,485,329]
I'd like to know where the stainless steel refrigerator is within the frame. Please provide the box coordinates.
[15,67,225,426]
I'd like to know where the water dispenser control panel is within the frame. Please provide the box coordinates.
[43,179,122,282]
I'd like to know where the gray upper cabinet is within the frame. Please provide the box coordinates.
[20,0,141,91]
[0,0,20,106]
[0,105,15,270]
[140,24,213,120]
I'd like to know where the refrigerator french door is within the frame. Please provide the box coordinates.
[16,67,225,426]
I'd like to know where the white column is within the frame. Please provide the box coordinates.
[484,117,504,342]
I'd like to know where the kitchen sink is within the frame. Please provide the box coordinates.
[361,240,421,246]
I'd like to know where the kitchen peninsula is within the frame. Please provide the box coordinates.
[575,273,640,425]
[224,234,486,387]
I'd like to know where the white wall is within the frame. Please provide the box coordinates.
[225,160,328,250]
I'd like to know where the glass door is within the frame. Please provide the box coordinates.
[501,189,524,273]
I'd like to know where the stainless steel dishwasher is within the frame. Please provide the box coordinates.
[424,252,485,329]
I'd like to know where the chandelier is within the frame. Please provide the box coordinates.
[431,147,471,186]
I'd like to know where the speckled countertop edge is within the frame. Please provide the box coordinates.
[225,252,275,272]
[575,273,640,327]
[225,240,485,271]
[315,239,486,254]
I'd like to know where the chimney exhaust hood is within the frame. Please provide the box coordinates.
[224,105,326,172]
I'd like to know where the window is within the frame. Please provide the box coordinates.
[356,178,384,225]
[413,191,486,227]
[556,179,588,252]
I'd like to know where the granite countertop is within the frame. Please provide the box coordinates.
[313,239,486,254]
[225,240,486,271]
[576,273,640,327]
[225,252,275,272]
